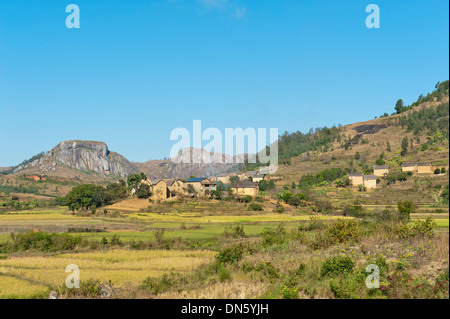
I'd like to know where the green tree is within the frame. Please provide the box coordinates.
[210,190,223,199]
[397,201,415,220]
[229,176,240,186]
[136,183,152,199]
[401,136,409,156]
[386,141,391,152]
[65,184,112,211]
[127,173,147,190]
[395,99,405,114]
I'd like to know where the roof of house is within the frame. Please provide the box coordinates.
[417,162,432,166]
[401,163,416,167]
[186,177,206,183]
[233,181,258,188]
[245,170,258,176]
[253,175,265,178]
[217,173,229,177]
[202,178,217,185]
[373,165,389,170]
[363,175,378,180]
[148,177,161,184]
[348,173,363,177]
[164,179,175,186]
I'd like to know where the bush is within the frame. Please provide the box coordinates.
[281,286,299,299]
[288,196,301,207]
[140,273,181,296]
[434,168,441,174]
[215,245,244,265]
[397,201,415,220]
[248,203,263,211]
[237,195,253,203]
[136,183,151,199]
[261,224,287,247]
[217,263,231,282]
[58,279,107,298]
[409,217,436,237]
[4,232,82,253]
[326,219,361,244]
[320,256,355,278]
[342,205,367,218]
[223,225,247,238]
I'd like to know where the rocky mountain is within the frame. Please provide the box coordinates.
[133,148,244,180]
[12,140,138,178]
[10,142,245,180]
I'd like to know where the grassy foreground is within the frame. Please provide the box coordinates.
[0,200,448,299]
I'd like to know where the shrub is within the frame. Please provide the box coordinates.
[58,279,107,298]
[326,219,361,244]
[281,286,299,299]
[261,224,288,247]
[215,245,244,265]
[136,183,152,199]
[320,256,355,278]
[237,195,253,203]
[248,203,263,211]
[223,225,247,238]
[288,196,301,207]
[397,201,415,220]
[217,263,231,282]
[342,205,366,218]
[4,232,82,253]
[110,234,122,246]
[409,217,436,237]
[434,168,441,174]
[140,273,181,295]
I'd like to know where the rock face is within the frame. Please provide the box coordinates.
[163,148,242,179]
[14,140,138,178]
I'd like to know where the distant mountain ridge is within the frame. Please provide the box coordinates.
[12,140,138,178]
[10,142,244,180]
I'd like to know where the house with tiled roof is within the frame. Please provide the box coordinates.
[348,173,364,186]
[417,162,434,174]
[232,181,259,197]
[363,175,378,189]
[373,165,390,177]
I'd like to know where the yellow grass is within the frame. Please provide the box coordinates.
[126,213,353,223]
[0,213,92,221]
[0,249,216,294]
[104,198,152,212]
[0,275,48,298]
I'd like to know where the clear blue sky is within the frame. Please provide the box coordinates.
[0,0,448,166]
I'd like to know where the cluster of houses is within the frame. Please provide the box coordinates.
[348,162,439,189]
[135,170,266,201]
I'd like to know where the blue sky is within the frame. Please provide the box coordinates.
[0,0,448,166]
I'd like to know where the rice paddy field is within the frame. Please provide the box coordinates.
[0,196,448,299]
[0,249,215,298]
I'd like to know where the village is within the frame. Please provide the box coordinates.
[132,161,445,201]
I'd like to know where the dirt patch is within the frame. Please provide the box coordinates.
[353,124,388,135]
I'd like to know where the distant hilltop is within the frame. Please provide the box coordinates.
[10,141,243,180]
[12,140,138,178]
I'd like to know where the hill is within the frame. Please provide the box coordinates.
[10,140,138,179]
